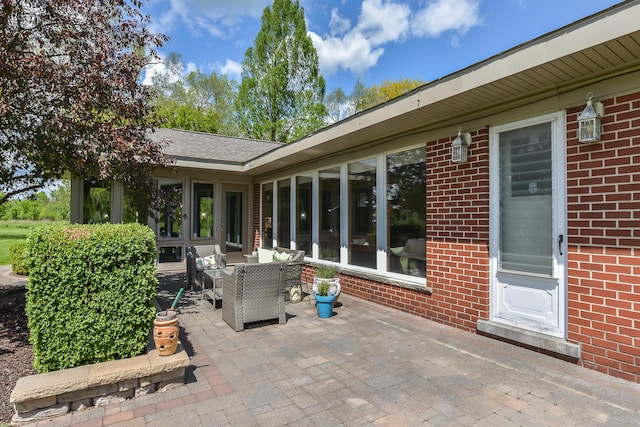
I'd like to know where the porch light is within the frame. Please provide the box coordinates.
[451,129,471,163]
[578,92,603,143]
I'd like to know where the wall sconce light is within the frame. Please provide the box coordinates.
[578,92,603,143]
[451,128,471,163]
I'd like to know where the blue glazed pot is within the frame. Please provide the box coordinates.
[315,294,336,318]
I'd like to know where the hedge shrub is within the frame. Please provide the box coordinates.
[25,223,158,373]
[10,241,28,276]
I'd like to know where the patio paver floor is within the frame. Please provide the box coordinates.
[23,271,640,426]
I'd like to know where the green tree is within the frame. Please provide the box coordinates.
[351,77,425,114]
[152,55,238,135]
[325,87,348,124]
[235,0,326,143]
[0,0,169,210]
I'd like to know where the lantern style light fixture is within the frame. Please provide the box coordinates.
[451,128,471,163]
[578,92,603,143]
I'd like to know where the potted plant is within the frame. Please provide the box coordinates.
[313,265,341,317]
[314,281,336,318]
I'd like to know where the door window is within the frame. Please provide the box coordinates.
[499,123,553,276]
[192,183,214,238]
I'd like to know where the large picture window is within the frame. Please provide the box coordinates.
[348,158,376,268]
[319,167,340,262]
[387,148,426,277]
[83,178,110,224]
[277,179,291,248]
[259,145,426,282]
[296,175,312,255]
[158,181,183,239]
[262,183,274,249]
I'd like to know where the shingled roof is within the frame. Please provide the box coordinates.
[150,128,283,170]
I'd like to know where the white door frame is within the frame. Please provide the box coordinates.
[489,112,567,338]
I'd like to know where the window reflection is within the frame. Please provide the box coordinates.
[158,182,182,238]
[319,167,340,261]
[348,158,377,268]
[83,178,110,224]
[262,184,273,249]
[387,148,426,277]
[296,176,312,255]
[277,179,290,248]
[192,183,214,238]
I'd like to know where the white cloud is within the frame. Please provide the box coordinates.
[329,8,351,36]
[411,0,481,38]
[310,0,410,76]
[310,0,482,77]
[141,53,192,86]
[220,59,242,80]
[152,0,270,38]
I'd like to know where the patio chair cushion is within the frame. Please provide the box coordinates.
[196,254,217,271]
[273,251,291,262]
[257,247,276,263]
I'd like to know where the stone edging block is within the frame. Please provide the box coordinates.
[10,346,189,424]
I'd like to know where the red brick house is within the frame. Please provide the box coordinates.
[71,1,640,382]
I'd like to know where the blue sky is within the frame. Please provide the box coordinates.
[141,0,624,93]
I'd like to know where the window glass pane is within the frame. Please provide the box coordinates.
[277,179,291,248]
[158,246,182,263]
[158,182,182,238]
[387,147,426,277]
[192,183,214,238]
[226,191,243,252]
[83,179,110,224]
[296,176,312,255]
[123,189,149,225]
[262,184,273,249]
[499,122,553,276]
[319,167,340,262]
[348,158,376,268]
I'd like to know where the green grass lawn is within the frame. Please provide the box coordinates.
[0,221,66,266]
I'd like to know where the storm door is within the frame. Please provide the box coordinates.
[490,113,567,338]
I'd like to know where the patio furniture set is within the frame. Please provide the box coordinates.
[185,245,306,331]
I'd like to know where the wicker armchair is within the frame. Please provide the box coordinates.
[185,245,226,291]
[222,263,286,331]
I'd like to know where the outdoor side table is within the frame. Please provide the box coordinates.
[203,268,224,309]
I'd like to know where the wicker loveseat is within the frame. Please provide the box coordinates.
[222,263,287,331]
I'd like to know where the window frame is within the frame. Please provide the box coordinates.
[259,144,426,285]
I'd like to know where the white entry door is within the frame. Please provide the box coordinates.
[490,113,567,338]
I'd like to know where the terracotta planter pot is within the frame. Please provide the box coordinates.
[154,311,179,356]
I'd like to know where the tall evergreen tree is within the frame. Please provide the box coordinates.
[235,0,326,143]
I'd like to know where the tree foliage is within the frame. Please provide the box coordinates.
[1,181,71,221]
[326,77,426,124]
[354,77,425,113]
[325,87,348,125]
[0,0,170,209]
[152,54,239,135]
[235,0,326,143]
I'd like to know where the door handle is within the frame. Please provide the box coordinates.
[558,234,564,256]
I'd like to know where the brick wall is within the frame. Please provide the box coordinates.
[566,91,640,382]
[424,129,491,331]
[309,129,492,331]
[260,92,640,382]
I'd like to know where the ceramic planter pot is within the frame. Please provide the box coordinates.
[315,294,336,318]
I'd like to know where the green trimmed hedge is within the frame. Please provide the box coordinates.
[25,223,158,373]
[10,241,28,276]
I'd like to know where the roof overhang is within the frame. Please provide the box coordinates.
[244,0,640,176]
